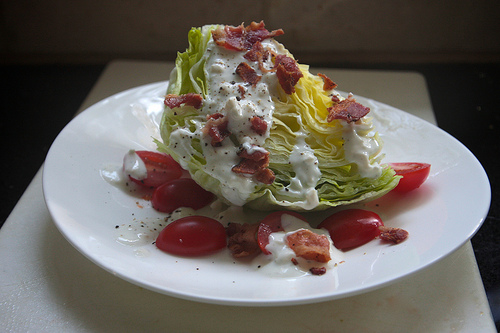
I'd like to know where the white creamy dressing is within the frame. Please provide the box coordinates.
[342,118,383,179]
[169,38,284,206]
[202,39,281,204]
[100,152,143,190]
[254,213,342,277]
[277,133,321,210]
[122,149,148,180]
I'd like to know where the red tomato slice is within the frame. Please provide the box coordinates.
[318,209,383,250]
[390,162,431,192]
[152,178,215,213]
[156,216,226,256]
[257,211,308,255]
[127,150,183,188]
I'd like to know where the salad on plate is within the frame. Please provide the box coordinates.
[115,21,430,277]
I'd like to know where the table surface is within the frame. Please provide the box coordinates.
[1,60,499,332]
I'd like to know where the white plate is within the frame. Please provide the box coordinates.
[43,82,490,306]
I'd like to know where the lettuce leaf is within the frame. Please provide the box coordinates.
[157,25,398,211]
[167,25,218,97]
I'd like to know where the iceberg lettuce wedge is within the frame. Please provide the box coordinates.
[157,23,398,211]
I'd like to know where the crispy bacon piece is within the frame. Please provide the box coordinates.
[317,73,338,91]
[236,62,261,86]
[232,146,275,184]
[310,267,327,276]
[244,41,269,62]
[244,41,274,73]
[226,223,260,258]
[164,93,203,109]
[202,113,230,146]
[274,54,303,94]
[286,229,331,263]
[231,156,268,174]
[212,21,284,51]
[237,146,269,161]
[232,159,261,174]
[238,85,246,99]
[255,167,276,184]
[327,95,370,123]
[379,226,409,244]
[250,116,267,135]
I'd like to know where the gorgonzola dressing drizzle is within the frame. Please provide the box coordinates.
[170,38,283,205]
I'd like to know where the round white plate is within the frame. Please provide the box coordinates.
[43,81,490,306]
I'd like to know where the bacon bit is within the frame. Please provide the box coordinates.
[207,113,224,121]
[236,62,261,86]
[237,146,269,161]
[286,229,331,263]
[250,116,267,135]
[379,226,409,244]
[327,95,370,123]
[164,93,203,109]
[212,21,284,51]
[274,54,303,94]
[255,167,276,184]
[291,258,299,265]
[232,158,268,175]
[232,146,275,184]
[244,41,269,62]
[244,41,275,73]
[226,222,260,258]
[331,95,341,103]
[310,267,327,276]
[238,85,246,99]
[202,113,230,146]
[317,73,338,91]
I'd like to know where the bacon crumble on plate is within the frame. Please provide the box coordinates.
[286,229,332,263]
[379,226,409,244]
[310,267,327,276]
[226,222,260,258]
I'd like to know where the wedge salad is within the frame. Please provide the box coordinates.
[114,22,430,277]
[156,21,399,211]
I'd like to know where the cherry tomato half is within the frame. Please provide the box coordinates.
[318,209,383,250]
[390,162,431,192]
[152,178,215,213]
[127,150,183,188]
[156,216,227,256]
[257,211,308,255]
